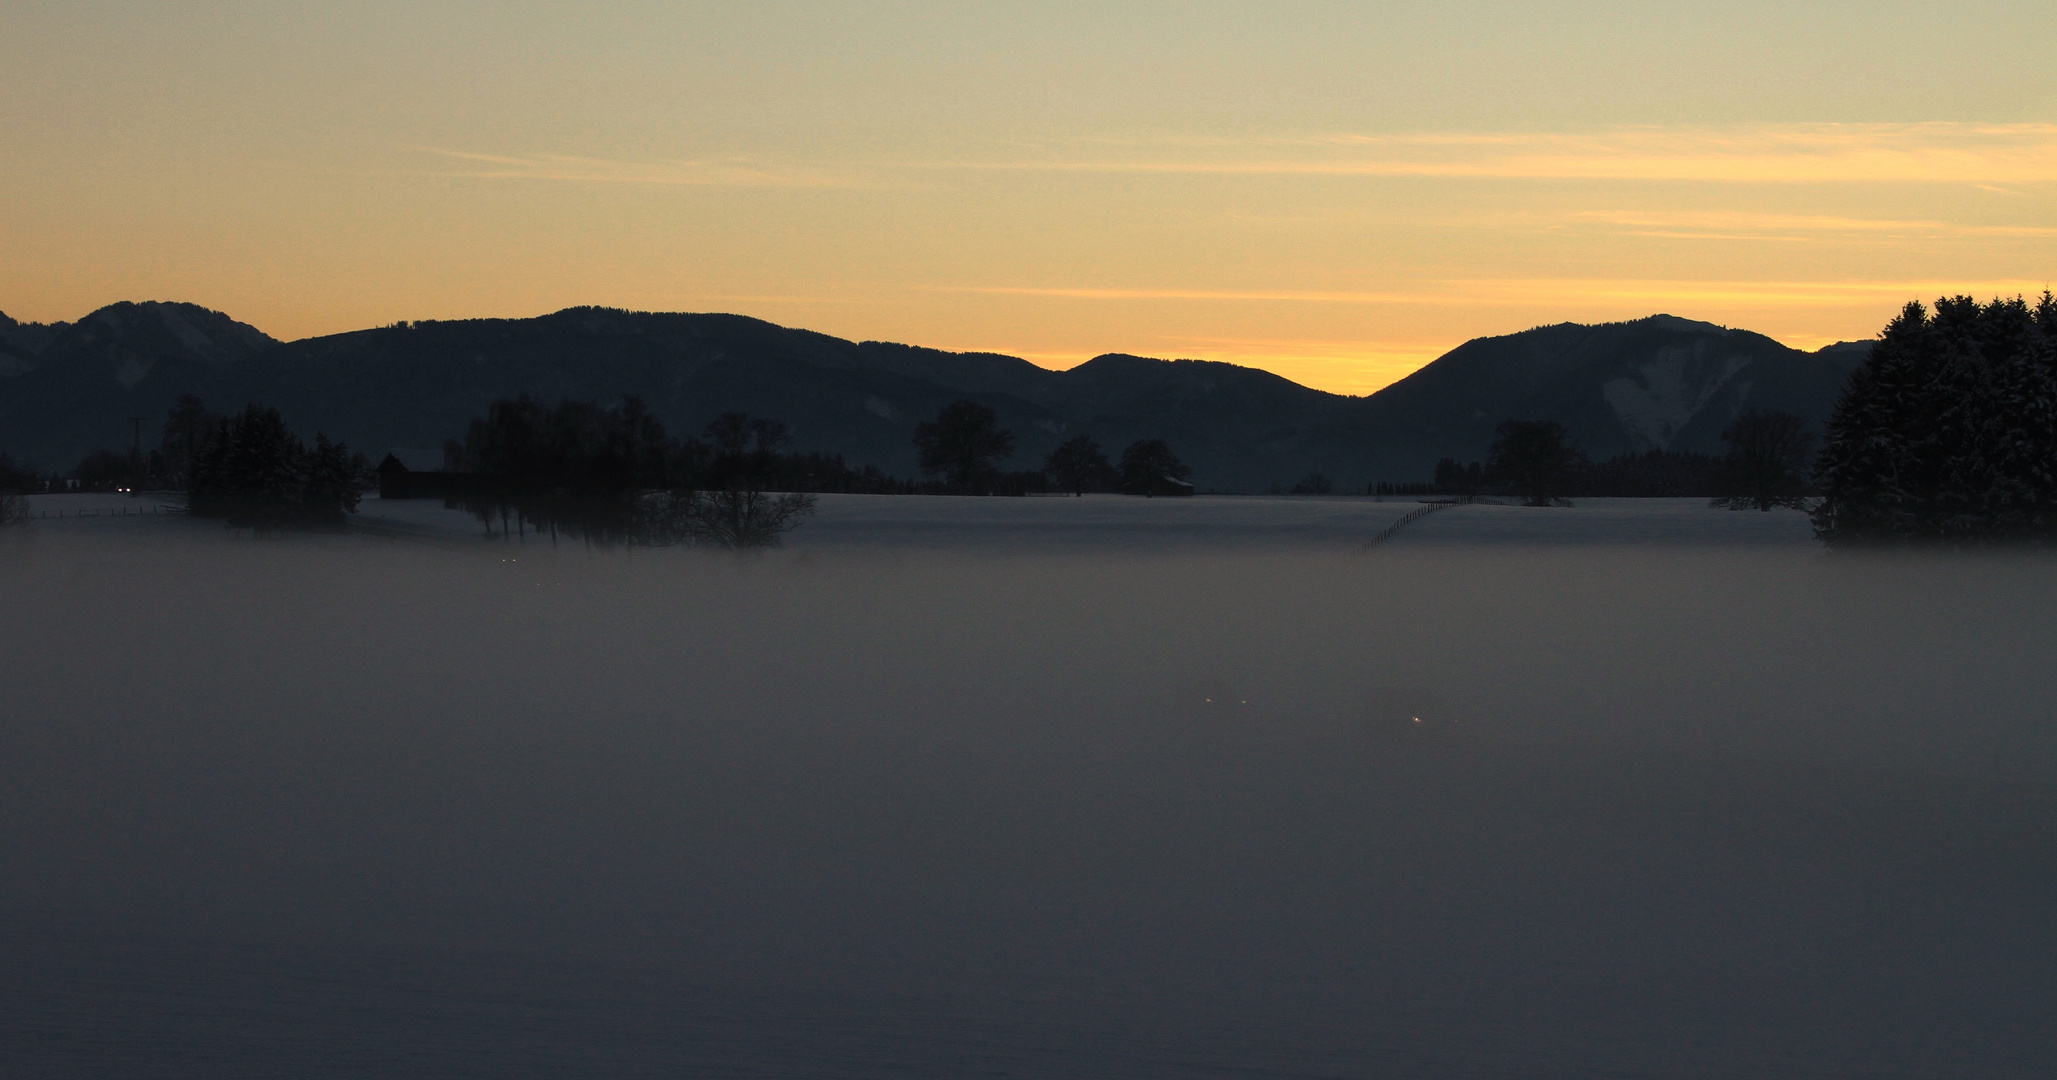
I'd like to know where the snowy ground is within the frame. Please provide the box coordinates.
[17,490,1822,550]
[326,491,1820,550]
[788,493,1818,550]
[2,492,2050,1078]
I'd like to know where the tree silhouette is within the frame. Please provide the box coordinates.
[74,449,138,492]
[1433,457,1486,495]
[1709,411,1814,511]
[453,395,687,544]
[1043,434,1113,496]
[1118,439,1190,496]
[672,412,816,549]
[158,394,220,486]
[914,400,1014,494]
[302,434,364,525]
[1814,293,2057,546]
[0,455,28,528]
[187,405,363,532]
[1289,473,1332,495]
[449,397,847,548]
[1485,421,1582,507]
[703,412,790,489]
[651,488,817,550]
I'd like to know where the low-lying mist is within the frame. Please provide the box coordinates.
[3,529,2052,1077]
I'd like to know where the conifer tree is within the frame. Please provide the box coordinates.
[186,405,365,532]
[302,434,364,527]
[1814,293,2057,547]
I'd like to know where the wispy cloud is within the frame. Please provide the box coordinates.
[938,278,2054,309]
[412,148,874,188]
[1571,210,2057,241]
[922,123,2057,185]
[1481,278,2055,308]
[938,285,1434,303]
[417,123,2057,190]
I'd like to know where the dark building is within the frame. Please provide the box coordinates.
[1127,475,1195,497]
[376,448,469,500]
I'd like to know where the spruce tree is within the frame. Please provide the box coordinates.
[1814,293,2057,547]
[302,434,363,528]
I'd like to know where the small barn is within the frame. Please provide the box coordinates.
[1128,474,1196,498]
[377,448,464,500]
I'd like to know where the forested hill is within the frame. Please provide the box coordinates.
[1334,315,1866,474]
[0,303,1864,491]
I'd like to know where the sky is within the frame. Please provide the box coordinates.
[2,1,2052,394]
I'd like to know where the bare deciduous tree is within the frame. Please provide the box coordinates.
[915,400,1014,494]
[1118,439,1190,496]
[1043,435,1113,496]
[640,489,816,550]
[1710,410,1814,512]
[1485,421,1582,507]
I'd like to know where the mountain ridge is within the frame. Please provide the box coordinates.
[0,302,1865,490]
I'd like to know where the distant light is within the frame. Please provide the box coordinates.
[1412,716,1421,723]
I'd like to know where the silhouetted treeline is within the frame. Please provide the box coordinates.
[1034,431,1190,496]
[446,396,681,544]
[187,405,369,531]
[1416,421,1717,503]
[1371,480,1440,497]
[760,451,919,495]
[0,452,31,528]
[447,397,837,548]
[1815,293,2057,547]
[0,454,33,494]
[55,395,227,493]
[1288,474,1333,495]
[1419,444,1740,499]
[1584,450,1725,497]
[908,401,1189,496]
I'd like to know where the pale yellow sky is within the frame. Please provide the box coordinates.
[2,2,2051,394]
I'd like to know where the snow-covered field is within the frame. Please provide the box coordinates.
[16,490,1820,550]
[1,496,2051,1077]
[791,492,1820,550]
[332,491,1820,550]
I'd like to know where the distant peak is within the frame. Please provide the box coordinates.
[1813,340,1874,360]
[61,300,279,364]
[1081,353,1225,367]
[1632,313,1731,333]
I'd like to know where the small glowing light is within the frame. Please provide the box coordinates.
[1412,716,1421,723]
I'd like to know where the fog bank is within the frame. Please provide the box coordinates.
[2,526,2051,1077]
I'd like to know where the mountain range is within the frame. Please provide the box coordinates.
[0,301,1867,491]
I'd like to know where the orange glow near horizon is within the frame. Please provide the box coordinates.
[2,6,2051,396]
